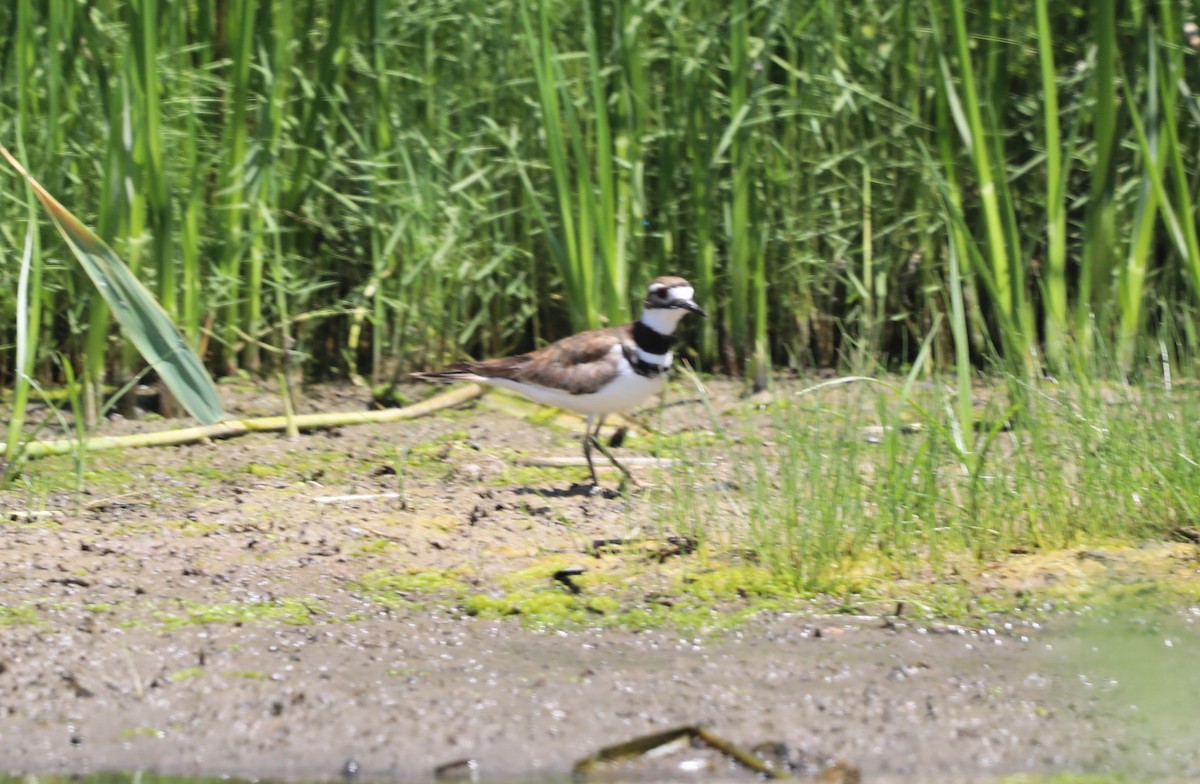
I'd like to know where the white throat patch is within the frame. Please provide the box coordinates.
[640,307,688,335]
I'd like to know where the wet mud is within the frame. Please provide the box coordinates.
[1,380,1198,782]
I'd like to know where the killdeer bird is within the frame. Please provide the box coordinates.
[413,276,706,486]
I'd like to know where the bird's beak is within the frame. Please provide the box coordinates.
[678,299,708,318]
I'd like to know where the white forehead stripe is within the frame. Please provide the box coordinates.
[668,286,694,302]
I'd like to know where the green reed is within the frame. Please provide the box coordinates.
[1,0,1197,392]
[1034,0,1067,371]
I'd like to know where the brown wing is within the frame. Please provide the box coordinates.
[459,324,632,395]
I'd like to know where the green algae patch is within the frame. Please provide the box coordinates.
[459,558,818,631]
[153,598,320,630]
[464,590,578,622]
[352,538,397,555]
[968,542,1200,614]
[497,558,591,589]
[354,568,469,609]
[680,565,805,601]
[586,595,621,614]
[453,539,1200,631]
[168,667,205,682]
[725,537,1200,622]
[0,604,40,626]
[461,583,781,632]
[404,430,471,466]
[29,455,139,492]
[462,590,652,628]
[491,460,580,489]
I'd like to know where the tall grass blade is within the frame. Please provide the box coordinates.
[1116,37,1165,375]
[518,0,592,330]
[0,144,224,424]
[1077,0,1119,350]
[215,0,257,371]
[936,0,1032,373]
[1035,0,1068,370]
[2,223,39,480]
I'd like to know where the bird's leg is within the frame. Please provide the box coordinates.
[582,414,600,485]
[587,415,641,489]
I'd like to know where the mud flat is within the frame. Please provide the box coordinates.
[2,380,1198,781]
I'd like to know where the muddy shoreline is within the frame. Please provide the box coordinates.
[0,606,1161,782]
[2,380,1198,781]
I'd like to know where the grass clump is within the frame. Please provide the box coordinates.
[662,375,1200,605]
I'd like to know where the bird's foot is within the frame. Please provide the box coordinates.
[575,481,618,499]
[616,472,645,494]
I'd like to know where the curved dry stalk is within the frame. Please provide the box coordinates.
[3,384,483,460]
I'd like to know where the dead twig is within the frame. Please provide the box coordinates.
[2,385,484,460]
[314,492,403,505]
[572,724,788,780]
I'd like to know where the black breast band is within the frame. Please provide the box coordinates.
[633,320,674,355]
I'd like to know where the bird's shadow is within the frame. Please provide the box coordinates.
[512,483,622,500]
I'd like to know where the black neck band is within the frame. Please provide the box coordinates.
[633,319,674,355]
[630,357,669,378]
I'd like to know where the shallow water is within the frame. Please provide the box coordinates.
[1038,608,1200,779]
[4,610,1198,784]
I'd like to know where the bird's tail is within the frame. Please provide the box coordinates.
[411,364,484,383]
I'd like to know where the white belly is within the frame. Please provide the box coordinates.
[486,357,665,416]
